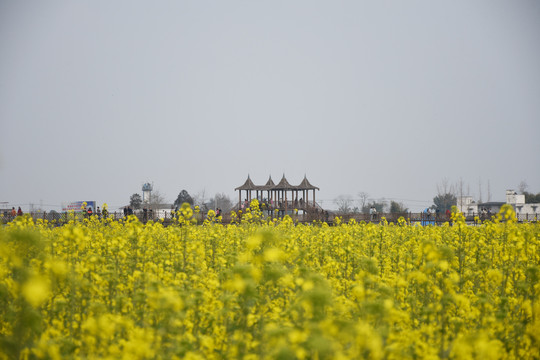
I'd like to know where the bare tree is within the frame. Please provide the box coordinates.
[148,190,166,210]
[335,195,353,215]
[208,193,233,212]
[518,180,528,194]
[193,189,207,207]
[437,178,455,196]
[358,192,369,213]
[457,177,465,212]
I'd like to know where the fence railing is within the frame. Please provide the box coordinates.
[323,212,539,225]
[0,210,181,225]
[1,210,538,226]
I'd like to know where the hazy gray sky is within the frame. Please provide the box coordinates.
[1,1,539,212]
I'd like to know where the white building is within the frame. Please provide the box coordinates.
[457,195,476,214]
[457,190,539,217]
[506,190,539,216]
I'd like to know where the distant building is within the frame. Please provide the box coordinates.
[506,190,539,216]
[142,183,153,204]
[457,190,539,216]
[457,196,475,214]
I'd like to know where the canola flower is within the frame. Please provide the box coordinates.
[0,203,539,359]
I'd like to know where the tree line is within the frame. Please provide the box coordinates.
[128,189,233,212]
[335,179,539,216]
[127,180,538,216]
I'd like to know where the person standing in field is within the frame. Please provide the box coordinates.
[370,206,377,221]
[17,207,23,216]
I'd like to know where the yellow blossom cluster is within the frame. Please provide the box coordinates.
[0,203,539,359]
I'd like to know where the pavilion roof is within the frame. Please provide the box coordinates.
[296,175,320,190]
[260,176,276,190]
[273,175,294,190]
[235,174,320,191]
[234,175,259,191]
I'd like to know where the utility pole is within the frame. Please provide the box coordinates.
[478,178,483,204]
[459,178,464,212]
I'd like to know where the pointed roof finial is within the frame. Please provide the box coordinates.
[235,174,258,190]
[297,175,319,190]
[274,174,293,189]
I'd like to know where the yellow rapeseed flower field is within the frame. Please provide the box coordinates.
[1,202,539,359]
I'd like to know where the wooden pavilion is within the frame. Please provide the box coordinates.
[235,175,321,214]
